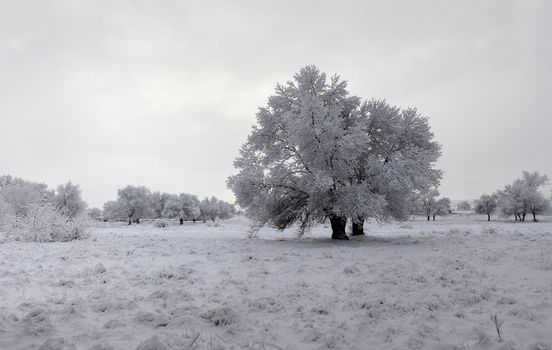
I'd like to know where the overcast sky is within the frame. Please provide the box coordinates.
[1,0,550,208]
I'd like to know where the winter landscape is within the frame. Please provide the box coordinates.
[1,1,551,350]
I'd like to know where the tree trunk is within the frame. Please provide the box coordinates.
[180,218,184,225]
[487,213,490,221]
[330,216,348,240]
[432,214,436,221]
[514,214,518,221]
[192,218,196,223]
[427,215,430,221]
[522,213,526,222]
[136,218,140,224]
[532,212,537,222]
[351,217,365,236]
[128,217,132,225]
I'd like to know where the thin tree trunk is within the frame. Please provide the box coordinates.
[136,218,140,224]
[351,216,365,236]
[532,212,537,222]
[128,216,132,225]
[433,214,436,221]
[522,213,526,222]
[487,213,490,221]
[330,216,348,240]
[427,215,430,221]
[180,218,184,225]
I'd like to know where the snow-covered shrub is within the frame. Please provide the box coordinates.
[0,175,89,242]
[11,204,88,242]
[52,182,87,218]
[154,220,169,228]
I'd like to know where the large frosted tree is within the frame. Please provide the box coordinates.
[228,66,441,239]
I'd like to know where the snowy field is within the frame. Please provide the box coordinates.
[1,215,552,350]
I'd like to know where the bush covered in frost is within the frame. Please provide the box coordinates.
[0,175,88,242]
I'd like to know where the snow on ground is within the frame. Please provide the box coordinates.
[1,215,552,350]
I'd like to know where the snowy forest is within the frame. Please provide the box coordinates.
[1,2,551,349]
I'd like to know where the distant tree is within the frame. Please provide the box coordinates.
[87,207,102,219]
[474,194,498,221]
[0,176,53,218]
[498,171,549,222]
[497,180,525,221]
[418,188,440,221]
[228,66,441,239]
[116,186,152,225]
[218,201,236,220]
[52,182,87,218]
[199,197,218,222]
[434,197,451,221]
[163,193,200,224]
[456,201,471,211]
[150,191,172,219]
[198,197,235,222]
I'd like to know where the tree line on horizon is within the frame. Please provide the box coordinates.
[99,185,236,225]
[0,174,237,242]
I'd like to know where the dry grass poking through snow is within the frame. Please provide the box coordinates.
[1,215,552,349]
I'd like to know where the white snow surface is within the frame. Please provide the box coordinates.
[1,215,552,350]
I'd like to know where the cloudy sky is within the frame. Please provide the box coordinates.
[1,0,550,208]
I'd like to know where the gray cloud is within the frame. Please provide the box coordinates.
[1,0,550,207]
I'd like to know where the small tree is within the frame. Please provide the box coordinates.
[474,194,498,221]
[87,207,103,220]
[434,197,451,221]
[200,197,219,222]
[150,192,172,219]
[419,188,439,221]
[163,193,200,224]
[527,191,550,222]
[498,171,549,222]
[116,185,152,225]
[456,201,471,211]
[102,200,125,221]
[52,182,87,218]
